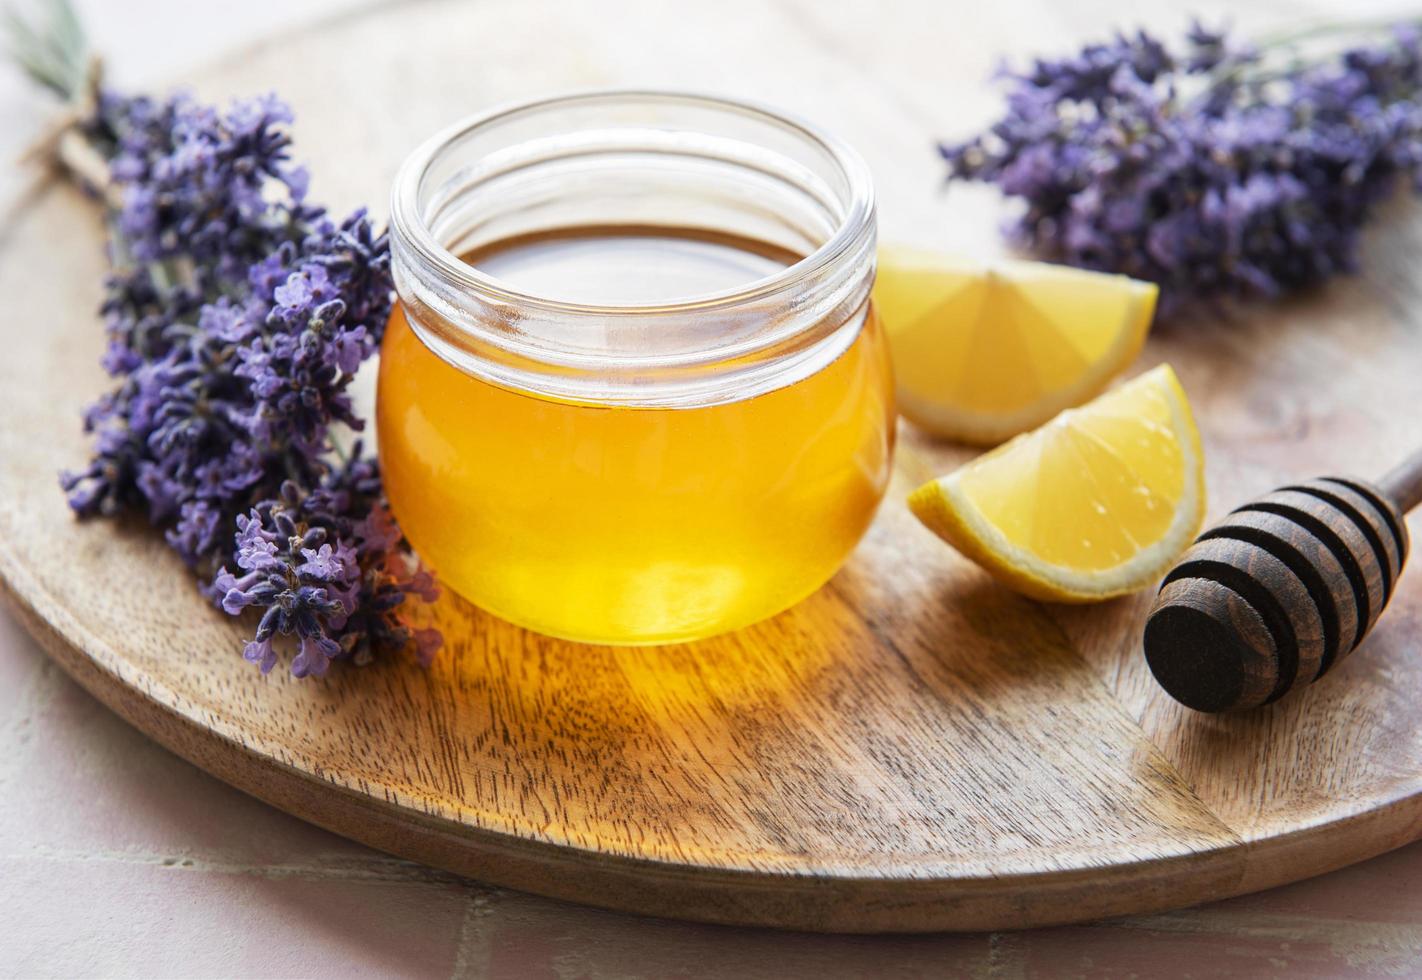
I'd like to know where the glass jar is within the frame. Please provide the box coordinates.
[379,91,893,645]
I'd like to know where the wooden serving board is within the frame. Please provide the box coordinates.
[3,0,1422,933]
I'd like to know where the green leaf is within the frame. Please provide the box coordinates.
[4,0,90,101]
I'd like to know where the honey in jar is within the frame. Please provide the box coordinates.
[380,93,891,644]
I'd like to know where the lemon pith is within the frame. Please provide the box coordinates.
[908,365,1206,602]
[875,245,1158,445]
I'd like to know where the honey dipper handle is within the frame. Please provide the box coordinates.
[1378,445,1422,514]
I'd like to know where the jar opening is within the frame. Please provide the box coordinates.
[388,90,877,407]
[456,225,800,308]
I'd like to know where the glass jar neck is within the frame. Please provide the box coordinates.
[389,91,876,408]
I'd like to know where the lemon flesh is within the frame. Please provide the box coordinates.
[876,246,1158,445]
[908,364,1205,602]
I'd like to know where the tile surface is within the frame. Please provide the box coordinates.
[3,1,1421,977]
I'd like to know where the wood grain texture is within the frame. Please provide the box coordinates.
[2,0,1422,933]
[1201,507,1360,669]
[1380,446,1422,513]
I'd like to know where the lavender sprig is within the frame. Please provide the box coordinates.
[942,20,1422,311]
[13,3,441,677]
[214,456,440,678]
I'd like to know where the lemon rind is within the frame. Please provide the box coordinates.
[908,366,1206,602]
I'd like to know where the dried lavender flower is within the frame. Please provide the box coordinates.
[36,67,442,675]
[942,20,1422,311]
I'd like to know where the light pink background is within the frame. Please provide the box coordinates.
[2,3,1420,976]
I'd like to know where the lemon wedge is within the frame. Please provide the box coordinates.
[875,245,1158,445]
[908,364,1205,602]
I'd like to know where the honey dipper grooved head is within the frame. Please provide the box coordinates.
[1144,476,1408,712]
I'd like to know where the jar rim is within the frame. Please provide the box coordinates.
[388,88,875,317]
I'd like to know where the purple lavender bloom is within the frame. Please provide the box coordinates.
[243,637,278,674]
[411,628,444,668]
[167,500,223,568]
[62,89,440,677]
[942,21,1422,312]
[292,635,341,678]
[209,473,437,677]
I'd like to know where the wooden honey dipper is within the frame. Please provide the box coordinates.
[1143,448,1422,712]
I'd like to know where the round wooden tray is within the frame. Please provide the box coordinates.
[3,0,1422,933]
